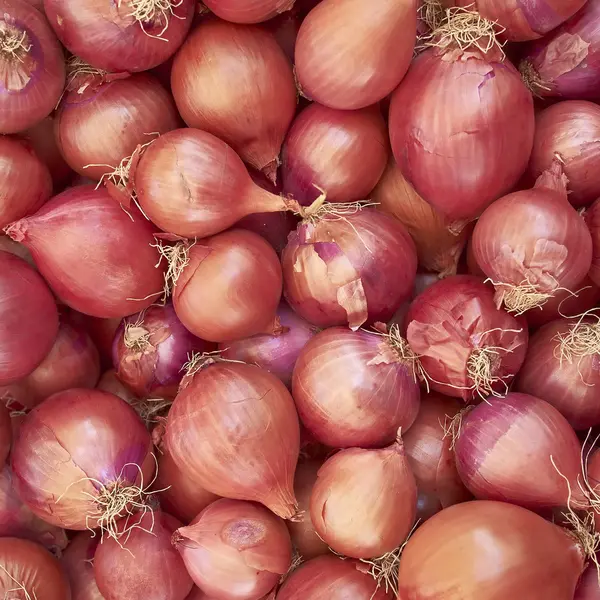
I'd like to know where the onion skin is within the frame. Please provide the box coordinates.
[575,563,600,600]
[61,532,104,600]
[173,499,292,600]
[0,252,59,386]
[281,103,389,205]
[202,0,294,23]
[55,73,180,180]
[0,405,9,465]
[295,0,416,110]
[171,19,296,179]
[398,500,585,599]
[97,368,138,404]
[0,234,35,267]
[5,185,165,319]
[586,198,600,287]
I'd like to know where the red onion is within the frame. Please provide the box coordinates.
[282,206,417,329]
[389,28,535,223]
[0,234,35,267]
[43,0,195,72]
[83,316,122,369]
[173,499,292,600]
[575,563,600,600]
[406,276,528,401]
[202,0,294,23]
[5,185,165,318]
[587,197,600,287]
[171,20,296,181]
[170,230,282,343]
[294,0,416,109]
[0,405,9,465]
[94,511,193,600]
[97,368,138,404]
[398,500,586,598]
[292,326,421,448]
[280,103,388,205]
[0,0,65,134]
[11,388,154,533]
[55,72,181,180]
[236,210,298,256]
[0,252,58,386]
[61,532,104,600]
[166,358,300,519]
[528,101,600,207]
[471,162,593,314]
[0,136,51,228]
[135,128,289,238]
[0,537,70,600]
[454,393,586,510]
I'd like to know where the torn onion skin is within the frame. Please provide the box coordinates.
[61,532,104,600]
[585,197,600,287]
[202,0,295,23]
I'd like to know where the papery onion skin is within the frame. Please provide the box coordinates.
[43,0,195,72]
[282,208,417,330]
[0,252,59,386]
[292,327,420,448]
[55,73,181,180]
[0,405,9,465]
[280,103,388,205]
[166,361,300,519]
[173,499,292,600]
[295,0,416,110]
[586,196,600,287]
[171,19,296,179]
[406,276,529,401]
[202,0,294,23]
[310,439,417,558]
[398,500,585,599]
[0,0,66,134]
[11,388,154,530]
[61,532,104,600]
[455,393,585,509]
[5,185,165,318]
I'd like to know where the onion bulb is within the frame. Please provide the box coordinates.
[61,532,104,600]
[202,0,295,23]
[586,197,600,287]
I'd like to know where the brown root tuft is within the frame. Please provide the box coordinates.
[386,324,428,386]
[442,408,471,451]
[0,564,37,600]
[0,24,31,62]
[554,317,600,369]
[293,186,378,224]
[418,0,445,33]
[489,279,554,315]
[466,345,512,400]
[151,239,194,302]
[124,0,185,40]
[132,397,173,425]
[123,313,152,353]
[518,60,551,97]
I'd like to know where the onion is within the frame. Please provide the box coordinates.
[220,303,316,388]
[406,275,529,401]
[11,388,155,533]
[83,316,121,369]
[0,251,58,386]
[237,210,298,256]
[294,0,416,110]
[0,405,9,464]
[173,498,292,600]
[166,358,300,519]
[454,393,586,510]
[0,136,52,228]
[528,101,600,207]
[171,20,296,181]
[202,0,294,23]
[94,511,193,600]
[61,532,104,600]
[280,103,388,205]
[97,368,138,404]
[0,234,35,267]
[135,128,289,238]
[5,185,165,319]
[575,563,600,600]
[0,537,70,600]
[292,325,421,448]
[282,205,417,329]
[586,197,600,287]
[169,230,282,343]
[398,500,586,598]
[389,20,534,223]
[0,0,65,134]
[371,158,469,276]
[471,161,593,314]
[55,72,181,180]
[43,0,195,72]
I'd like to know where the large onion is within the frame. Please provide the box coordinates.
[61,532,104,600]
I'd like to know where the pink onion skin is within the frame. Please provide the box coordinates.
[295,0,416,110]
[55,73,181,180]
[455,393,586,510]
[280,103,389,205]
[292,327,420,448]
[171,20,296,180]
[173,499,292,600]
[0,136,52,228]
[11,388,154,530]
[5,185,165,319]
[575,563,600,600]
[61,532,104,600]
[202,0,294,23]
[282,208,417,330]
[43,0,195,72]
[166,361,300,520]
[95,511,193,600]
[0,252,59,386]
[528,101,600,207]
[406,276,529,401]
[0,235,35,267]
[0,405,9,465]
[220,303,317,388]
[585,199,600,291]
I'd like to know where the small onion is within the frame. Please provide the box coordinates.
[61,532,104,600]
[202,0,294,23]
[173,499,292,600]
[166,358,300,519]
[586,197,600,286]
[295,0,416,110]
[292,326,421,448]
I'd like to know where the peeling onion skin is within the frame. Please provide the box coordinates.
[398,500,586,599]
[61,532,104,600]
[389,45,534,222]
[202,0,295,23]
[294,0,417,110]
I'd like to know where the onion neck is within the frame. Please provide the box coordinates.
[246,185,289,215]
[534,158,569,198]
